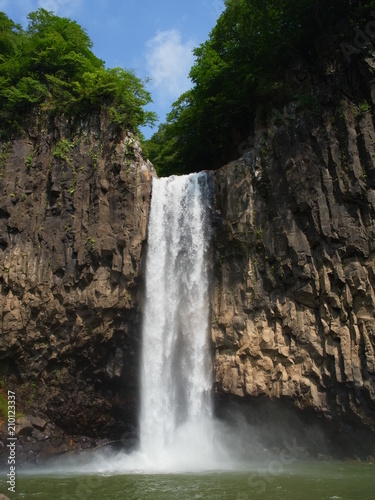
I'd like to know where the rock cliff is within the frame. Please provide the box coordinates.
[2,28,375,464]
[210,34,375,456]
[0,111,154,462]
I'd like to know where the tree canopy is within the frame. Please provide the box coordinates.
[145,0,372,176]
[0,9,156,138]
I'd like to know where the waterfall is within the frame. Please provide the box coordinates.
[138,172,215,471]
[90,172,233,474]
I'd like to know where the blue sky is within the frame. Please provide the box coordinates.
[0,0,225,137]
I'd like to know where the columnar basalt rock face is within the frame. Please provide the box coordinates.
[211,48,375,449]
[2,35,375,463]
[0,112,155,461]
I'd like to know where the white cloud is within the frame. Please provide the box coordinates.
[145,29,195,104]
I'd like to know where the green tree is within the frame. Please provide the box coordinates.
[146,0,363,176]
[0,9,156,138]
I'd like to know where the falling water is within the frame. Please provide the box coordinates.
[137,172,219,471]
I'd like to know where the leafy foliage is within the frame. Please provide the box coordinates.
[145,0,368,176]
[0,9,156,137]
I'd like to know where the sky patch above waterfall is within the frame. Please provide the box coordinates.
[0,0,225,138]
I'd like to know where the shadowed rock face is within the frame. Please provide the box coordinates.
[0,112,155,461]
[210,37,375,453]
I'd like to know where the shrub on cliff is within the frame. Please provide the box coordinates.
[0,9,156,138]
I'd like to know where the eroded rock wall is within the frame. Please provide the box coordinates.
[211,44,375,448]
[0,112,154,460]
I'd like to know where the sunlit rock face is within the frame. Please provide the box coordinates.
[0,111,155,461]
[210,41,375,452]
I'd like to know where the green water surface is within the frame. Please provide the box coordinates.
[1,462,374,499]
